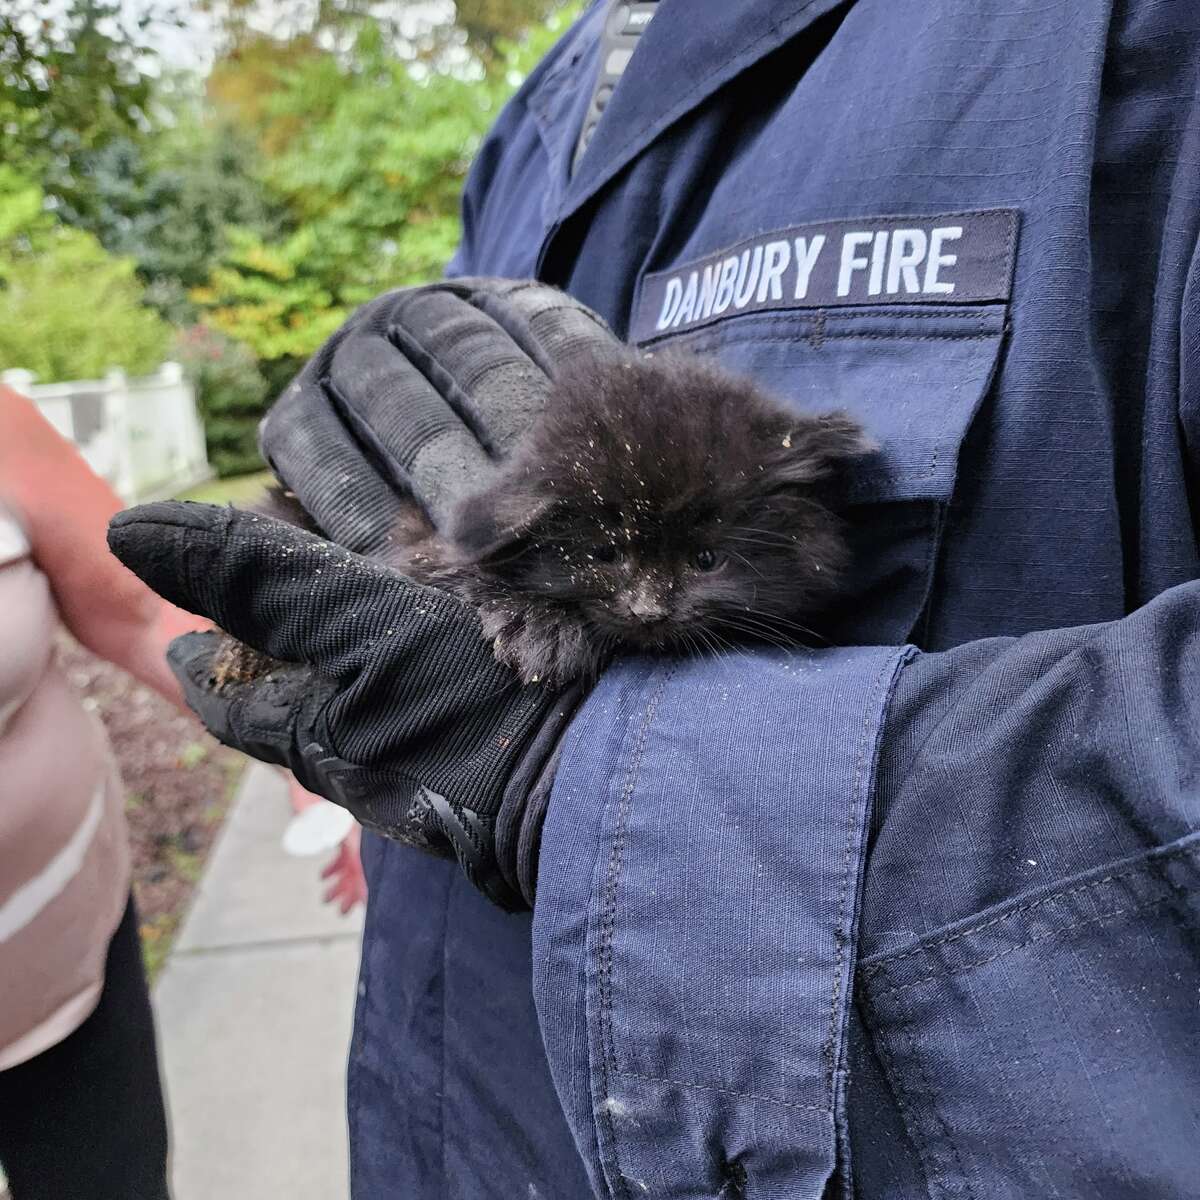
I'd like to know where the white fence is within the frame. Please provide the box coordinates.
[3,363,213,504]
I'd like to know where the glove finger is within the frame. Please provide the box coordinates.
[465,278,623,375]
[109,501,461,679]
[262,280,622,545]
[261,369,409,557]
[258,288,430,556]
[326,324,497,530]
[385,287,556,456]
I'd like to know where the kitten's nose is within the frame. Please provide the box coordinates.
[625,589,668,624]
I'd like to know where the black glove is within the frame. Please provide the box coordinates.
[109,502,583,910]
[257,276,622,555]
[110,279,623,910]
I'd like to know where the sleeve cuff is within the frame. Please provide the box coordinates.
[532,643,911,1194]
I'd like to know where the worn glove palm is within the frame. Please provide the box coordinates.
[108,501,581,910]
[109,278,622,910]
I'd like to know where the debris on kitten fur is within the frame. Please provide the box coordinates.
[215,350,872,690]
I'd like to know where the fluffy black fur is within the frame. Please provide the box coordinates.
[218,350,869,689]
[392,350,870,685]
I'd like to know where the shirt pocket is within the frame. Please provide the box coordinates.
[637,304,1007,644]
[857,833,1200,1199]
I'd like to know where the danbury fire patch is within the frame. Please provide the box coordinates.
[631,209,1019,345]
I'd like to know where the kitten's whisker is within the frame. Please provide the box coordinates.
[716,631,793,654]
[724,536,792,550]
[716,612,805,641]
[728,525,801,542]
[711,615,808,652]
[679,630,710,663]
[737,609,835,644]
[694,625,754,668]
[726,549,764,578]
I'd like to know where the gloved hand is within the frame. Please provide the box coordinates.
[109,278,623,910]
[108,500,583,910]
[257,275,623,556]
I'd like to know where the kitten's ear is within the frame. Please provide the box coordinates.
[767,410,875,485]
[449,479,557,562]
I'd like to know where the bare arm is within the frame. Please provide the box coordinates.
[0,386,207,706]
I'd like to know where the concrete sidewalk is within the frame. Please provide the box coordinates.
[155,763,364,1199]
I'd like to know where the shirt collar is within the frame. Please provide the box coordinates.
[555,0,852,225]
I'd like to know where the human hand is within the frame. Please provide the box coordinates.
[321,825,366,915]
[285,775,366,913]
[0,387,207,708]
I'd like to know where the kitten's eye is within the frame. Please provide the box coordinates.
[692,548,721,572]
[592,543,619,564]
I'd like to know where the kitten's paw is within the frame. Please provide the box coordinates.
[483,606,594,686]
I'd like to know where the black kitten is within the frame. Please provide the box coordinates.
[392,350,869,685]
[215,350,868,690]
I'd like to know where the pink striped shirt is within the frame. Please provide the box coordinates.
[0,500,129,1069]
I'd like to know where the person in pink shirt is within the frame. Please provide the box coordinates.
[0,387,205,1199]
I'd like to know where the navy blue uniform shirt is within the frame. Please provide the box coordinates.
[349,2,1200,1196]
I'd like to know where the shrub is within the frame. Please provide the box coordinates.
[173,325,272,477]
[0,225,172,381]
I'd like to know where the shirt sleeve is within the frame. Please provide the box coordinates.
[526,205,1200,1191]
[532,579,1200,1195]
[532,644,912,1196]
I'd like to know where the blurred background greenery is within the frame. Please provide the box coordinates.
[1,0,574,475]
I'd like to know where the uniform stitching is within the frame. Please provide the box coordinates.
[856,1005,936,1198]
[913,501,950,647]
[701,330,1000,344]
[612,1068,829,1114]
[868,1029,930,1193]
[596,667,673,1200]
[861,839,1200,974]
[691,306,1003,326]
[811,311,826,348]
[642,314,1004,350]
[1001,207,1019,293]
[819,653,901,1096]
[895,1013,977,1199]
[819,308,1002,322]
[869,893,1195,999]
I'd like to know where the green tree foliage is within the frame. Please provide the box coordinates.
[194,12,574,367]
[77,112,283,323]
[0,1,182,222]
[0,172,171,381]
[5,0,579,468]
[2,0,281,324]
[0,166,52,245]
[206,31,329,157]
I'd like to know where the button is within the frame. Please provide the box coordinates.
[595,85,614,112]
[605,47,634,76]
